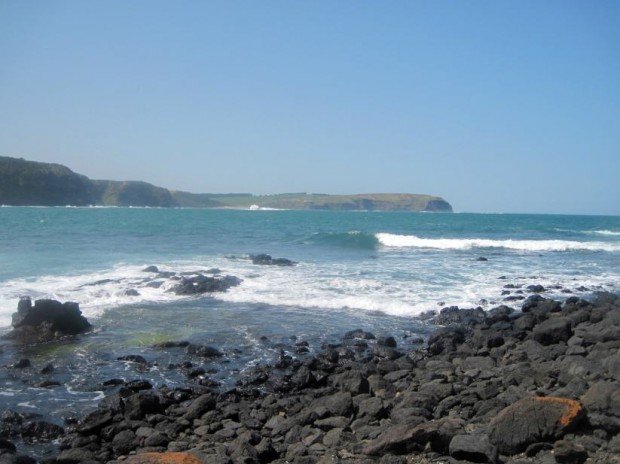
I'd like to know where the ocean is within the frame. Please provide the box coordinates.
[0,207,618,454]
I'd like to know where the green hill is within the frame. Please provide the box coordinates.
[0,156,452,212]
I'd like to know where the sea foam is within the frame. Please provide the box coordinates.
[375,233,620,252]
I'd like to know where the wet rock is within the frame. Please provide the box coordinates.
[449,434,498,463]
[6,298,92,343]
[142,266,159,273]
[433,306,486,326]
[33,380,61,388]
[185,344,223,358]
[118,354,148,365]
[343,329,375,340]
[527,284,546,293]
[39,363,54,374]
[377,336,397,348]
[488,396,585,454]
[427,326,466,355]
[170,275,242,295]
[125,379,153,391]
[250,254,296,266]
[0,439,16,454]
[11,359,30,369]
[124,289,140,296]
[20,420,64,441]
[153,340,190,349]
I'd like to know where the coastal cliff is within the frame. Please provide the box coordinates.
[0,156,452,212]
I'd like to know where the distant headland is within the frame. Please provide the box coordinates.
[0,156,452,212]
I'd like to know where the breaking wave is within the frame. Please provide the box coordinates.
[375,233,620,252]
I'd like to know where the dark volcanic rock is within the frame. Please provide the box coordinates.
[250,254,296,266]
[170,274,242,295]
[427,326,466,354]
[488,396,585,454]
[6,298,92,343]
[40,292,620,464]
[449,434,498,463]
[118,354,148,365]
[553,440,588,464]
[363,418,463,455]
[532,316,573,345]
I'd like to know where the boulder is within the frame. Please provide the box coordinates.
[6,298,91,343]
[362,418,463,455]
[553,440,588,464]
[532,317,573,345]
[427,326,466,355]
[182,394,216,420]
[488,396,584,454]
[449,434,498,463]
[170,275,241,295]
[433,306,486,326]
[581,381,619,413]
[55,448,97,463]
[123,452,210,464]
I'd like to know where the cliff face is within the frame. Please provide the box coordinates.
[0,156,94,206]
[0,156,453,211]
[0,157,177,207]
[171,192,454,212]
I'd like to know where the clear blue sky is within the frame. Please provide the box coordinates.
[1,1,619,214]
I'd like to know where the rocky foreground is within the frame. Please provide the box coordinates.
[2,292,620,464]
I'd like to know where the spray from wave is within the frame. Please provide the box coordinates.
[375,233,620,252]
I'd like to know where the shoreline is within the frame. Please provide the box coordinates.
[1,291,619,463]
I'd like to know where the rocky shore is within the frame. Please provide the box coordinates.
[1,291,619,464]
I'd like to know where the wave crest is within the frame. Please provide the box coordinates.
[375,233,620,252]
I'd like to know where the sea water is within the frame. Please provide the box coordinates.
[0,207,618,451]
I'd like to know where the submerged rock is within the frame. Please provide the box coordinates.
[250,254,296,266]
[5,298,92,344]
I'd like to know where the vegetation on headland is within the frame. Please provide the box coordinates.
[0,156,452,211]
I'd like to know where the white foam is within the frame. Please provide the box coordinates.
[591,230,620,236]
[1,252,618,327]
[375,233,620,252]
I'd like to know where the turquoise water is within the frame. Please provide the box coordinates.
[0,207,619,325]
[0,207,618,454]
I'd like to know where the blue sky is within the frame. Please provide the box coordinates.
[1,1,619,214]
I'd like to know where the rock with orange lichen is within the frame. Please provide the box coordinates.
[488,396,584,454]
[122,452,210,464]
